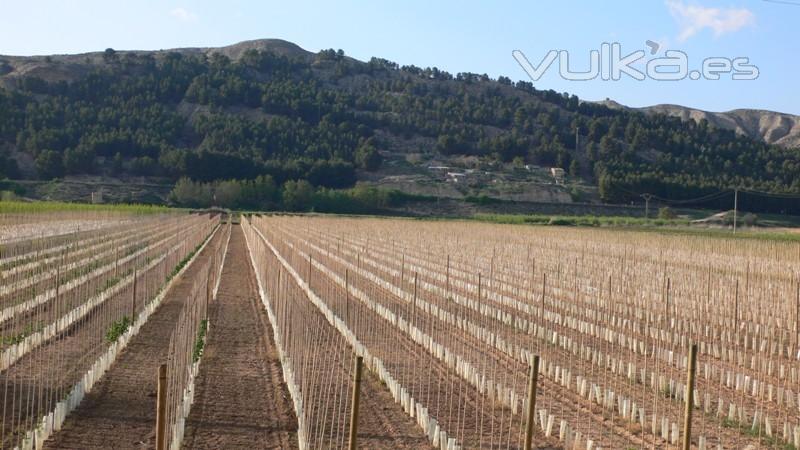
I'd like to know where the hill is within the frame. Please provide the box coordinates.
[597,99,800,148]
[0,39,798,213]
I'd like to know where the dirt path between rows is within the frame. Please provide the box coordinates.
[181,226,298,449]
[42,228,224,450]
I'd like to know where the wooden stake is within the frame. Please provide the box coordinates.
[733,188,739,234]
[524,355,540,450]
[156,363,167,450]
[541,273,547,318]
[446,254,450,298]
[413,273,418,311]
[795,276,799,352]
[682,344,698,450]
[734,279,739,325]
[665,277,671,327]
[348,355,364,450]
[478,273,482,303]
[401,254,405,286]
[490,249,495,289]
[205,263,212,319]
[131,268,137,320]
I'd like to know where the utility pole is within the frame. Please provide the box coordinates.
[733,188,739,234]
[641,194,653,219]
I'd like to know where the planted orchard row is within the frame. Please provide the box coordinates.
[163,219,231,449]
[0,211,220,449]
[261,216,800,449]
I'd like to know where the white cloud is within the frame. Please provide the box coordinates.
[666,0,754,41]
[170,7,198,23]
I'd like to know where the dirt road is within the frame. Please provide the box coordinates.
[181,226,298,449]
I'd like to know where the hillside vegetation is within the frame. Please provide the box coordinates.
[0,39,798,213]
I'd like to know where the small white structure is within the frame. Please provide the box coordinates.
[446,172,467,183]
[91,190,104,204]
[550,168,565,184]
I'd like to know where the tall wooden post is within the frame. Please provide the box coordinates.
[541,273,547,320]
[524,355,540,450]
[682,344,698,450]
[412,273,418,327]
[205,264,212,319]
[131,268,137,320]
[490,249,495,289]
[734,279,739,325]
[345,269,350,324]
[446,254,450,298]
[665,278,671,328]
[796,277,799,355]
[156,364,167,450]
[348,356,364,450]
[401,254,405,287]
[733,188,739,234]
[54,265,61,318]
[478,273,482,304]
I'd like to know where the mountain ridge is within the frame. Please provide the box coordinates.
[0,38,800,148]
[0,38,798,214]
[3,39,797,148]
[596,99,800,148]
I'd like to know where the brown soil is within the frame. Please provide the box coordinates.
[181,226,298,449]
[351,370,437,449]
[42,228,224,449]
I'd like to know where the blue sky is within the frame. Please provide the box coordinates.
[1,0,797,114]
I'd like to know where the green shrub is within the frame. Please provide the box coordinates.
[106,316,132,343]
[658,207,677,220]
[192,319,209,362]
[548,217,575,226]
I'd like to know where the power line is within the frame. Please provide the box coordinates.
[738,188,800,199]
[762,0,800,6]
[650,190,732,205]
[617,185,800,203]
[615,185,732,205]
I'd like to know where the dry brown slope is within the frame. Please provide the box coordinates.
[597,99,800,148]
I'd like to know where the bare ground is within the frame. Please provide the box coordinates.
[181,226,298,449]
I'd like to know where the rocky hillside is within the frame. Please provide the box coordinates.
[0,39,798,213]
[598,99,800,148]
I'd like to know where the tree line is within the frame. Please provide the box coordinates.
[0,45,797,213]
[169,176,420,214]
